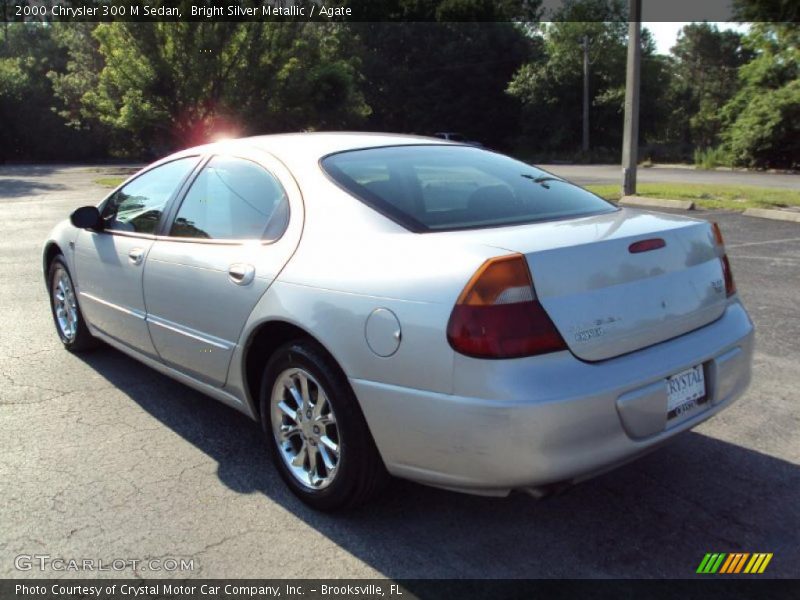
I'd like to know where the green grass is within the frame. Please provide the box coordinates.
[585,183,800,211]
[94,177,125,188]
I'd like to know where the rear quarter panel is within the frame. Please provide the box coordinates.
[232,168,504,407]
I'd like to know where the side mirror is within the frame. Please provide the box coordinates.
[70,206,102,230]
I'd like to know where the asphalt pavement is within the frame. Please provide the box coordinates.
[0,165,798,579]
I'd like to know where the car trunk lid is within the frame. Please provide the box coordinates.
[457,208,728,361]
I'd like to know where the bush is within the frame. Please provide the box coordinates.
[694,146,731,170]
[723,80,800,170]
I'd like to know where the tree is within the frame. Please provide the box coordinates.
[719,23,799,169]
[666,23,753,151]
[51,22,370,156]
[732,0,799,22]
[0,23,106,161]
[347,0,541,22]
[346,0,542,150]
[351,22,536,149]
[507,0,668,156]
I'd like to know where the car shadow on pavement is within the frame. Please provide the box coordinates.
[76,346,799,579]
[0,164,67,176]
[0,178,67,199]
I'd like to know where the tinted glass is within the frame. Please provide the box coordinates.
[322,146,616,231]
[102,158,197,234]
[170,157,289,241]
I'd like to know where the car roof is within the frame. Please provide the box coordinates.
[171,132,456,165]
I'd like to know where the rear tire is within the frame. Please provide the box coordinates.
[260,339,388,511]
[48,255,97,352]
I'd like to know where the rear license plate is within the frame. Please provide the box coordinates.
[666,365,706,421]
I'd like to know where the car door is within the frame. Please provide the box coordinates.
[142,151,304,387]
[73,157,199,357]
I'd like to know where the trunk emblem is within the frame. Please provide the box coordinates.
[629,238,666,253]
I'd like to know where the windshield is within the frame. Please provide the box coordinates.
[321,145,616,232]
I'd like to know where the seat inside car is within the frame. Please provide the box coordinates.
[467,184,522,220]
[362,170,425,221]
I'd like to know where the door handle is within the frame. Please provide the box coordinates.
[228,263,255,286]
[128,248,145,265]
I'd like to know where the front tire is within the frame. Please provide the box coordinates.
[260,339,388,511]
[48,255,97,352]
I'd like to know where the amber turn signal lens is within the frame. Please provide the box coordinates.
[447,254,567,359]
[456,254,534,306]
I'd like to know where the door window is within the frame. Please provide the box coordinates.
[101,157,197,234]
[170,156,289,241]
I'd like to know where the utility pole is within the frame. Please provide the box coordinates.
[582,35,590,154]
[621,0,642,196]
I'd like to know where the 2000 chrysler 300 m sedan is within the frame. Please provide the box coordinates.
[43,133,754,510]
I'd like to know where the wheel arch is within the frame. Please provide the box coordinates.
[43,242,63,285]
[242,319,350,423]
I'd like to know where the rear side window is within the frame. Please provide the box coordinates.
[321,145,616,232]
[170,156,289,241]
[102,157,197,234]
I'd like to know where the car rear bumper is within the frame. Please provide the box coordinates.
[350,300,754,495]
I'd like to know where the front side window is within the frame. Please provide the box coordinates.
[102,157,197,234]
[321,145,616,231]
[170,156,289,241]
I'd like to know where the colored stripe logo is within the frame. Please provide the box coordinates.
[697,553,773,574]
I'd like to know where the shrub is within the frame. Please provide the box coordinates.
[694,146,731,170]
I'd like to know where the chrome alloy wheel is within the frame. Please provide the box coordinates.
[271,367,340,489]
[52,267,79,341]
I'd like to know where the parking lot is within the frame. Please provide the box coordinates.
[0,165,798,579]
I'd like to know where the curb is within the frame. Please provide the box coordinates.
[619,196,695,210]
[742,208,800,223]
[617,197,800,224]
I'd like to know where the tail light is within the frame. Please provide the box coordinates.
[712,222,736,297]
[446,254,567,359]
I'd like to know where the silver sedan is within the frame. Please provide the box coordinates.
[43,133,754,510]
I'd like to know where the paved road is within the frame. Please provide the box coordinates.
[1,165,798,579]
[544,163,800,189]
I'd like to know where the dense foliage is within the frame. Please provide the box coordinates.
[720,23,799,168]
[507,0,671,157]
[0,4,797,168]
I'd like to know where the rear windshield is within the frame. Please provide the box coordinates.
[321,145,616,232]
